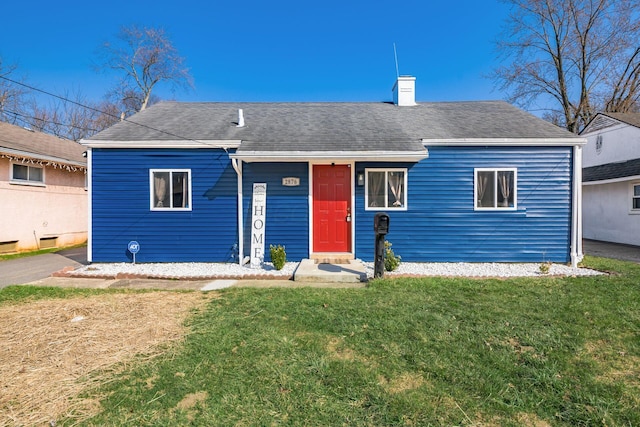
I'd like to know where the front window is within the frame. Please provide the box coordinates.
[366,169,407,210]
[11,163,44,185]
[150,169,191,211]
[475,168,517,210]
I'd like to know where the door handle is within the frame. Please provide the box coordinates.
[346,213,351,222]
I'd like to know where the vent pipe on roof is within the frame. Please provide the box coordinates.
[237,109,245,127]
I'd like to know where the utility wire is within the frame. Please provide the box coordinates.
[1,108,100,134]
[0,75,215,145]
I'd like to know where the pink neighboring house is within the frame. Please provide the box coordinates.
[0,121,87,253]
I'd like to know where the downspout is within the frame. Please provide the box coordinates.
[571,145,583,268]
[576,145,583,264]
[232,158,243,265]
[86,148,93,263]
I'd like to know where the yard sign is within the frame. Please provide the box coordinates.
[250,183,267,268]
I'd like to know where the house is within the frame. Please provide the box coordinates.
[81,76,586,267]
[0,121,87,253]
[581,112,640,246]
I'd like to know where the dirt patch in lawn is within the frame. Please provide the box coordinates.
[0,291,214,426]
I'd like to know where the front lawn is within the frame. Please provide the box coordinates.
[69,256,640,426]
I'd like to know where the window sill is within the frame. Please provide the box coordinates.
[9,180,46,188]
[365,207,408,212]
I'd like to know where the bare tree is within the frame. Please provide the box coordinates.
[96,25,193,116]
[0,57,30,126]
[493,0,640,133]
[26,91,121,141]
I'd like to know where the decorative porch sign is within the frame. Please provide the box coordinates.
[250,183,267,268]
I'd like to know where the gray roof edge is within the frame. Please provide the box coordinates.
[422,137,586,146]
[0,146,87,167]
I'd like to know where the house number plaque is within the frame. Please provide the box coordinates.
[282,177,300,186]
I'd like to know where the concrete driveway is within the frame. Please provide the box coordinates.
[0,246,87,288]
[583,239,640,263]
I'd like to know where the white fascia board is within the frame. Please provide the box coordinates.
[583,175,640,186]
[79,139,242,149]
[422,137,587,146]
[0,147,86,168]
[229,150,429,163]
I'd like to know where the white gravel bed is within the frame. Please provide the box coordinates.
[75,260,604,279]
[362,262,604,278]
[76,262,299,278]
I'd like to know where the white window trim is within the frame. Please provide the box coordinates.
[149,169,192,211]
[9,162,45,187]
[474,168,518,211]
[629,182,640,214]
[364,168,408,211]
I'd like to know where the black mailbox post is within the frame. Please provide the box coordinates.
[373,213,390,278]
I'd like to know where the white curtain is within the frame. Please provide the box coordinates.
[154,175,167,207]
[181,173,188,208]
[498,172,511,207]
[477,174,488,207]
[368,172,384,207]
[388,172,404,207]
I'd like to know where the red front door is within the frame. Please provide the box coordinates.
[313,164,351,253]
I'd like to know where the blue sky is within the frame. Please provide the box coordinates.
[2,0,511,104]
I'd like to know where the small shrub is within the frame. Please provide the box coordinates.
[269,245,286,270]
[384,241,401,272]
[539,261,551,274]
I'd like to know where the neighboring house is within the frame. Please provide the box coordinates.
[0,121,87,253]
[581,112,640,246]
[81,76,586,266]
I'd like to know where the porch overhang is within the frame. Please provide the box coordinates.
[229,149,429,163]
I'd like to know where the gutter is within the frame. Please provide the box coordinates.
[0,147,86,168]
[230,150,429,163]
[78,139,242,149]
[422,137,587,146]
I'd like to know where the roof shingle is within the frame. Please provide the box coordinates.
[583,158,640,182]
[86,101,579,153]
[0,121,86,165]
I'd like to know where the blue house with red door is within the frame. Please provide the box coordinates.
[81,77,586,267]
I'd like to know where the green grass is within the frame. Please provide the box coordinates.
[0,285,143,306]
[56,257,640,425]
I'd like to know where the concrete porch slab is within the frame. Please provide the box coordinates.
[294,259,368,283]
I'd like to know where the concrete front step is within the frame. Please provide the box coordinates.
[293,259,367,283]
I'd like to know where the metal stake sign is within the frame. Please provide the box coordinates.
[128,240,140,264]
[250,183,267,268]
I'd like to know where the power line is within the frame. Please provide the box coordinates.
[1,108,100,134]
[0,75,213,146]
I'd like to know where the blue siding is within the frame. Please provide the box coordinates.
[354,146,573,262]
[242,163,309,262]
[91,148,238,262]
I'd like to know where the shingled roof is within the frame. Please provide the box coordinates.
[85,100,579,152]
[0,121,86,166]
[583,158,640,183]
